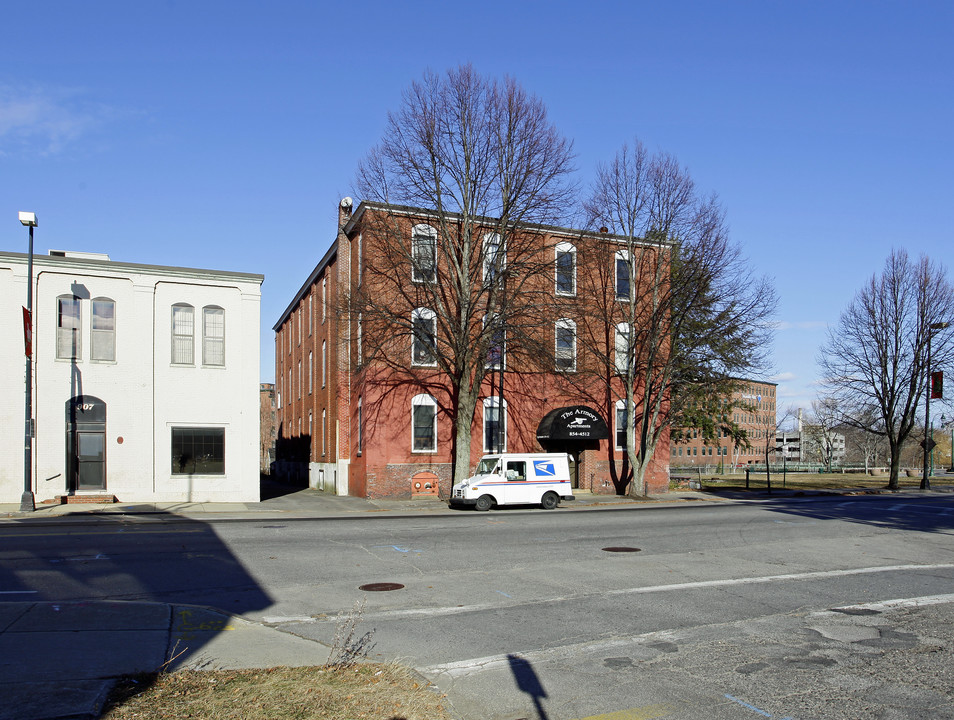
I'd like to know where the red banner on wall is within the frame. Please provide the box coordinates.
[22,307,31,358]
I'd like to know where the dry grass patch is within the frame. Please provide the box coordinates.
[100,663,453,720]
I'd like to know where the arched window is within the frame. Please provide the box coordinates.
[91,297,116,362]
[412,224,437,283]
[56,294,82,360]
[412,307,437,366]
[615,250,632,300]
[615,399,628,450]
[412,394,438,452]
[555,318,576,372]
[202,305,225,366]
[483,232,505,283]
[171,303,194,365]
[555,242,576,295]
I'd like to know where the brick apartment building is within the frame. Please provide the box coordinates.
[273,198,672,498]
[670,379,778,468]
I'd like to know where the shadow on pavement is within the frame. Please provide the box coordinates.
[508,653,550,720]
[0,511,275,719]
[749,494,954,534]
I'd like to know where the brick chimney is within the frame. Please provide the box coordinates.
[338,197,353,230]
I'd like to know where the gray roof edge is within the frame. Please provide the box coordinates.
[0,250,264,285]
[272,240,338,331]
[343,200,676,247]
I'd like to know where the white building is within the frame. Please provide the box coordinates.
[1,250,263,504]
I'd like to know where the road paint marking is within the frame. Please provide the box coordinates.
[263,564,954,627]
[419,589,954,680]
[723,694,792,719]
[816,592,954,615]
[575,703,675,719]
[604,563,954,598]
[0,590,37,594]
[49,553,110,564]
[496,590,513,598]
[372,544,423,553]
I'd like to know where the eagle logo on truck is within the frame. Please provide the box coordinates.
[534,461,557,477]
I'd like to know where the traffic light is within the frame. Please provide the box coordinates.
[931,371,944,399]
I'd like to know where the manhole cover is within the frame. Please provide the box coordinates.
[602,546,641,553]
[359,582,405,592]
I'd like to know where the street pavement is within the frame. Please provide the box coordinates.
[1,480,951,720]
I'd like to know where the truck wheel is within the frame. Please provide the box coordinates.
[475,495,494,512]
[541,492,559,510]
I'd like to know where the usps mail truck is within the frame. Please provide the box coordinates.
[450,453,574,510]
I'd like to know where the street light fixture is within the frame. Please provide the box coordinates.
[922,321,950,491]
[19,212,38,512]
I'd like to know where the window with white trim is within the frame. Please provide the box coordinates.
[412,307,437,366]
[91,297,115,362]
[555,318,576,372]
[57,295,82,360]
[322,408,327,456]
[555,242,576,295]
[615,250,632,300]
[308,352,313,394]
[202,306,225,366]
[483,397,507,453]
[615,322,632,374]
[171,303,194,365]
[412,224,437,283]
[485,313,505,369]
[615,399,628,450]
[483,232,504,283]
[322,340,327,387]
[412,394,438,452]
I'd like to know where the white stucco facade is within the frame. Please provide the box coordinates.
[0,250,263,504]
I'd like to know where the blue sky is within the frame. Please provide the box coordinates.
[3,1,952,424]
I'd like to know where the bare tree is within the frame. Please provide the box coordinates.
[840,408,888,472]
[583,140,777,496]
[802,397,843,472]
[352,65,575,485]
[819,249,954,489]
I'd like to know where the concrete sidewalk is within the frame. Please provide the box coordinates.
[0,601,332,720]
[0,484,720,522]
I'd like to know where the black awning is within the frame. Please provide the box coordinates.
[536,405,609,441]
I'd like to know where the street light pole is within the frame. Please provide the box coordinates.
[19,212,37,512]
[923,321,950,491]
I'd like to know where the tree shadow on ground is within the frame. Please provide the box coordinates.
[747,493,954,534]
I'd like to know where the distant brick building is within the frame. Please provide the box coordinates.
[671,379,778,467]
[273,199,672,498]
[260,382,277,472]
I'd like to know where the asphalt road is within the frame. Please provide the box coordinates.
[2,495,953,719]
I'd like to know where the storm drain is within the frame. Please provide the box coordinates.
[359,582,405,592]
[602,546,641,553]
